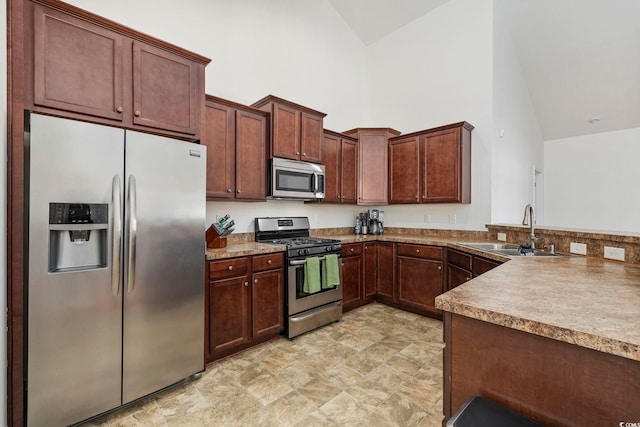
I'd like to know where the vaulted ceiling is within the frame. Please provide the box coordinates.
[328,0,640,140]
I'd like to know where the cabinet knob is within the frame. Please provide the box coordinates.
[237,189,241,194]
[350,248,355,252]
[254,278,258,284]
[228,265,233,271]
[416,249,420,254]
[437,265,442,271]
[134,110,141,117]
[244,281,248,287]
[466,276,471,281]
[227,188,233,193]
[302,152,306,156]
[267,259,272,264]
[336,195,340,199]
[364,246,368,250]
[341,263,344,267]
[116,106,123,113]
[415,195,418,200]
[296,151,300,155]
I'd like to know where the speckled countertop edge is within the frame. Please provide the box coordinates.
[205,233,640,361]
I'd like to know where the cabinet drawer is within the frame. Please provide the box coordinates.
[397,244,443,260]
[342,243,363,257]
[209,257,250,280]
[252,252,284,272]
[447,249,473,270]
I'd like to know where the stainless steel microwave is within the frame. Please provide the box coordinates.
[270,157,325,200]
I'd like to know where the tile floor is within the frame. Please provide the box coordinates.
[85,303,444,426]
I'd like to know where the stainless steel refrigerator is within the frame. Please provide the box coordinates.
[26,113,206,426]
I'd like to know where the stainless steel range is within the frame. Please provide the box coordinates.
[255,217,342,338]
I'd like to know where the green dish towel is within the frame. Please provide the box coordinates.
[303,256,321,294]
[322,253,340,289]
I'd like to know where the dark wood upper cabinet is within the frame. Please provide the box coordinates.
[389,121,473,204]
[342,128,401,205]
[29,1,209,140]
[203,95,267,201]
[319,130,358,204]
[389,135,420,204]
[252,95,326,163]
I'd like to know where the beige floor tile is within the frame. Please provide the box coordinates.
[82,303,445,427]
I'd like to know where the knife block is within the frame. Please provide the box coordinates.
[206,225,227,249]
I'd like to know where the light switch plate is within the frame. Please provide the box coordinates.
[570,242,587,255]
[604,246,625,261]
[497,232,507,241]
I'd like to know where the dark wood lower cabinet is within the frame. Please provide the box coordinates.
[376,242,395,304]
[206,253,284,363]
[363,242,377,300]
[444,313,640,425]
[396,256,444,316]
[341,243,364,311]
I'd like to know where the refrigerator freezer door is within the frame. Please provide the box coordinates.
[122,131,206,403]
[27,114,124,426]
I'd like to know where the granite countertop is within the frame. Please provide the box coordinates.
[205,241,286,260]
[435,256,640,362]
[205,233,640,361]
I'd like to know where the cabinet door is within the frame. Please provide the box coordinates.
[397,256,444,314]
[132,41,200,135]
[363,243,377,299]
[203,101,235,199]
[377,242,395,303]
[421,128,461,202]
[209,275,251,355]
[271,103,300,160]
[321,133,341,203]
[447,265,472,291]
[473,256,501,277]
[235,109,267,200]
[389,136,420,203]
[358,131,388,204]
[300,112,323,163]
[252,269,284,338]
[340,139,358,204]
[341,255,363,310]
[33,4,125,121]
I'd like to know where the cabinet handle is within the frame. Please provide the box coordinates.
[116,106,123,113]
[437,265,442,271]
[227,188,233,193]
[228,265,233,271]
[134,110,141,117]
[244,281,249,287]
[267,259,272,265]
[254,278,258,284]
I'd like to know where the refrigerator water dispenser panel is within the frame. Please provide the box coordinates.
[48,203,108,272]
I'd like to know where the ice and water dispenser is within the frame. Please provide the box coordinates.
[48,203,109,272]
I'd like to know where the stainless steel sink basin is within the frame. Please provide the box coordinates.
[457,242,566,257]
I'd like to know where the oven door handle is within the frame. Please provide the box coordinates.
[290,256,327,266]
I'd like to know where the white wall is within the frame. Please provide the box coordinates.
[491,0,544,225]
[544,127,640,233]
[363,0,494,230]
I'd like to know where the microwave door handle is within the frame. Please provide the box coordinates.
[313,173,319,194]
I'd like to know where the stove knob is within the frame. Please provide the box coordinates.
[297,249,303,255]
[304,249,310,255]
[326,246,332,252]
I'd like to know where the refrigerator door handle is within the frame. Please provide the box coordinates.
[127,175,137,293]
[111,175,122,296]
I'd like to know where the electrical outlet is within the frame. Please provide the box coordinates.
[604,246,625,261]
[497,232,507,241]
[570,242,587,255]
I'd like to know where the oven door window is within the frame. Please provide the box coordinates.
[294,261,338,299]
[276,170,314,193]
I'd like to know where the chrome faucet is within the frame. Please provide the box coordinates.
[522,204,538,248]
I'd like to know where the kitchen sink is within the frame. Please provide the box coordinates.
[457,242,566,257]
